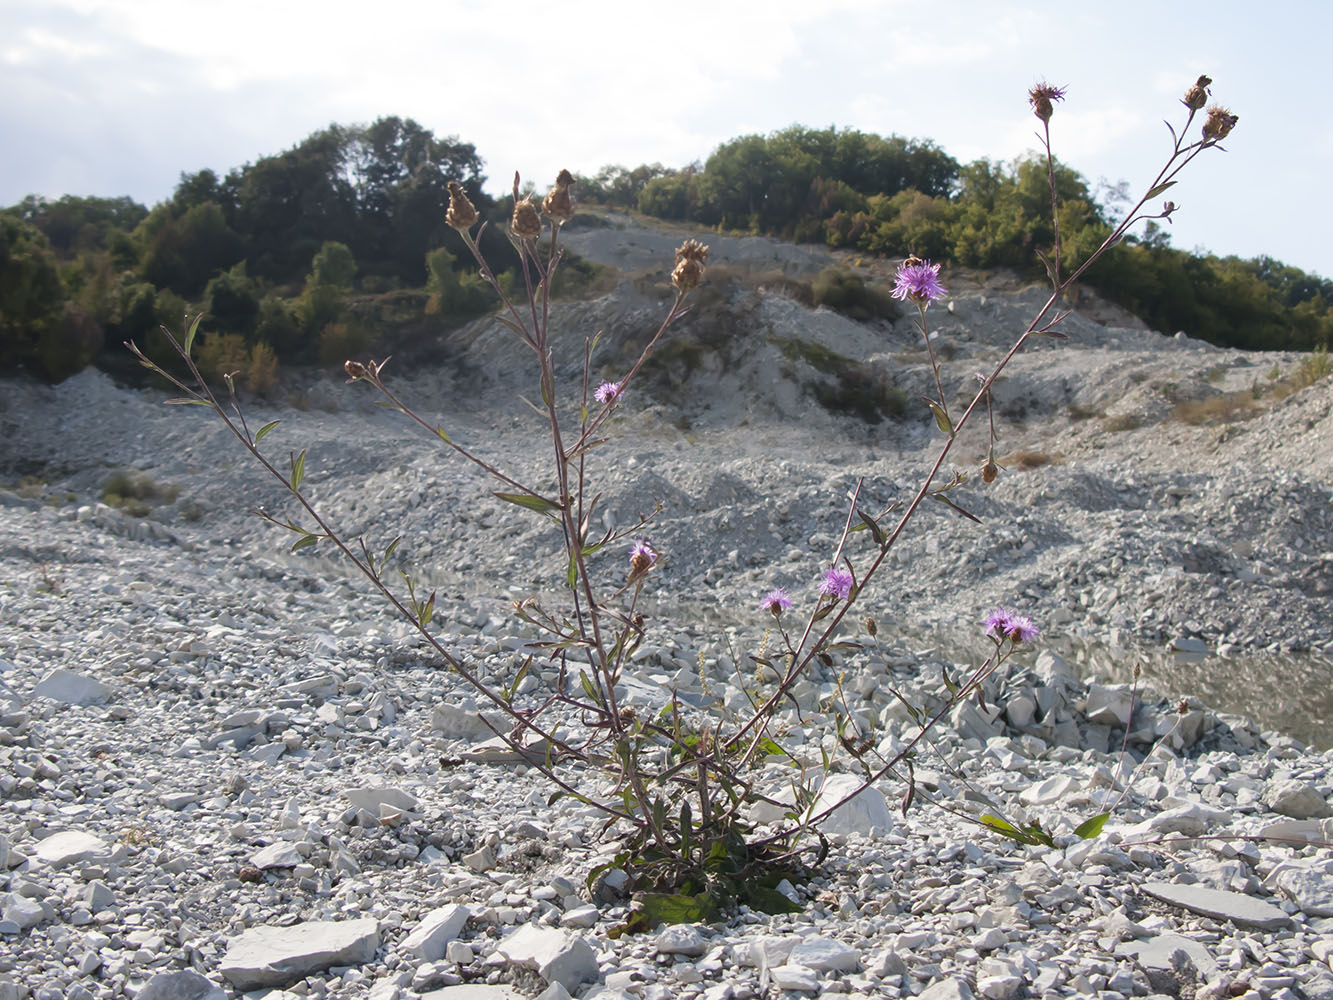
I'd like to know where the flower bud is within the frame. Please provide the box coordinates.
[1028,82,1067,123]
[344,360,369,381]
[446,181,478,231]
[512,196,542,241]
[1202,105,1238,142]
[541,169,575,225]
[1182,75,1211,111]
[671,239,709,293]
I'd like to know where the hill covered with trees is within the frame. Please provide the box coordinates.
[2,118,1329,386]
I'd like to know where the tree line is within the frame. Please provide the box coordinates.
[3,119,1329,385]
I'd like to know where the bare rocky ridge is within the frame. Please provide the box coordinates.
[1,215,1332,999]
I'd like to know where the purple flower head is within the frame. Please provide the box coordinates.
[820,566,854,601]
[629,538,658,576]
[891,257,947,306]
[759,588,793,617]
[594,381,622,404]
[984,608,1040,644]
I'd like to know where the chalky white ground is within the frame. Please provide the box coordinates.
[1,217,1332,999]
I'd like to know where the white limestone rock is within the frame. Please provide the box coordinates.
[1140,882,1290,931]
[1263,779,1332,819]
[401,904,471,960]
[34,830,114,868]
[219,917,380,990]
[32,668,111,706]
[135,969,228,1000]
[497,925,598,992]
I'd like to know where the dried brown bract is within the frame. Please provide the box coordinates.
[512,196,542,241]
[671,239,710,293]
[446,181,478,231]
[1202,105,1238,142]
[542,168,575,225]
[1182,74,1212,111]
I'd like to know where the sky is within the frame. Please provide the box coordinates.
[3,0,1329,279]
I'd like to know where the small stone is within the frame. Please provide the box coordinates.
[1272,866,1333,917]
[656,923,708,957]
[917,979,977,1000]
[135,969,228,1000]
[252,843,303,869]
[978,974,1023,1000]
[769,965,819,992]
[1263,779,1332,819]
[401,905,470,960]
[219,917,380,990]
[1,893,46,930]
[32,668,112,705]
[1085,683,1134,728]
[462,845,497,873]
[812,773,893,837]
[346,786,421,814]
[84,880,115,912]
[559,905,599,929]
[497,925,598,992]
[788,936,860,973]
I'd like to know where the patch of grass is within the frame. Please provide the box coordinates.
[1100,413,1140,432]
[101,469,179,518]
[1297,346,1331,388]
[770,336,906,422]
[1066,402,1098,421]
[1172,393,1258,426]
[999,450,1056,471]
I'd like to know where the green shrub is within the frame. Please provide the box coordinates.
[810,267,900,322]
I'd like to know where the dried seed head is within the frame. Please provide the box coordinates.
[446,181,478,231]
[864,616,878,637]
[344,360,369,381]
[671,239,710,293]
[1202,105,1238,142]
[511,196,542,241]
[1177,699,1190,716]
[1182,75,1212,111]
[981,458,999,484]
[542,169,575,224]
[1028,82,1067,123]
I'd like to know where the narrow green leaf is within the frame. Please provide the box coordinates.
[164,398,212,406]
[254,419,280,446]
[941,666,959,695]
[420,592,436,629]
[856,508,886,547]
[290,534,318,553]
[926,399,953,435]
[567,550,579,591]
[979,814,1029,842]
[1029,328,1070,340]
[384,536,401,560]
[1073,812,1110,840]
[494,491,560,516]
[183,313,203,358]
[290,450,307,491]
[1144,179,1177,200]
[435,425,451,444]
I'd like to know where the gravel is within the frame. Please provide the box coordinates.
[1,217,1331,999]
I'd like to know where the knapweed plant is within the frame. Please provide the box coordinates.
[131,77,1236,927]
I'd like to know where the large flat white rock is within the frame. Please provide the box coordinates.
[1141,881,1290,930]
[219,917,380,989]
